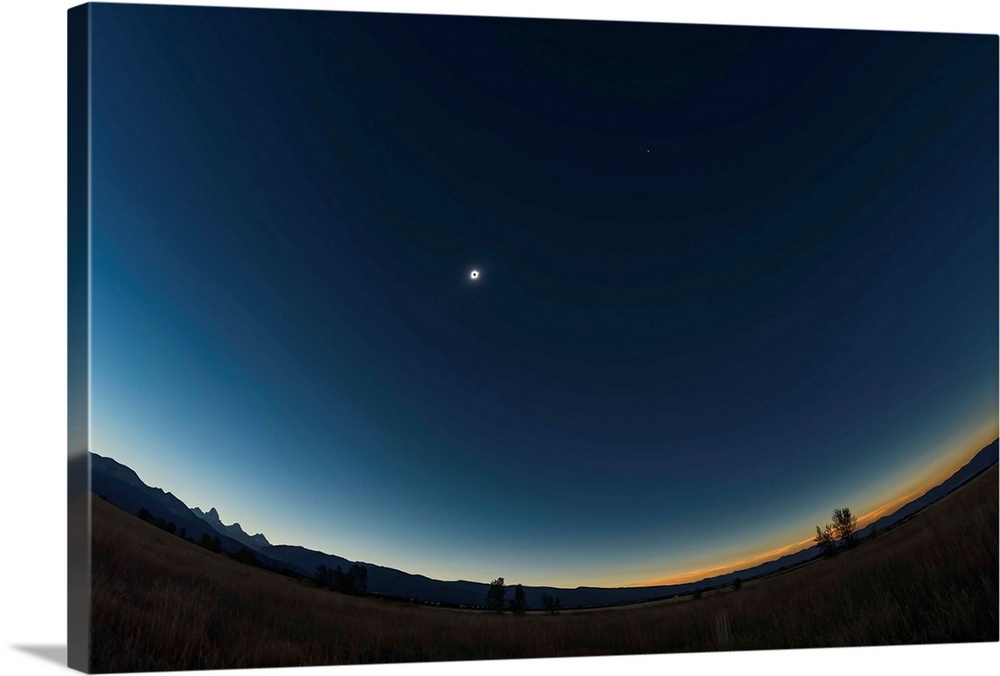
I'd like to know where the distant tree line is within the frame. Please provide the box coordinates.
[103,501,309,585]
[133,504,375,592]
[314,563,369,595]
[200,532,223,553]
[540,592,561,614]
[815,506,859,556]
[483,574,748,612]
[137,507,178,535]
[136,505,260,569]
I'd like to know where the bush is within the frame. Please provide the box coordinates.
[233,546,259,567]
[200,533,222,553]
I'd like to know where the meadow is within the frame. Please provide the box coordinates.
[89,465,999,672]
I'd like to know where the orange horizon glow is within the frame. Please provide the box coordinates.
[632,422,998,589]
[635,536,817,587]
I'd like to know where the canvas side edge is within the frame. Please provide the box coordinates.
[67,3,92,673]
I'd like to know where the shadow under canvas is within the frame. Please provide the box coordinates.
[12,645,67,667]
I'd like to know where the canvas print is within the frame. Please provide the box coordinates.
[67,2,999,673]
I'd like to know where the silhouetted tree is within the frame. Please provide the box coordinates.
[815,507,859,554]
[540,593,561,614]
[137,507,152,522]
[486,577,506,613]
[349,563,368,595]
[815,523,837,556]
[693,587,703,600]
[832,507,858,546]
[509,584,527,615]
[732,577,742,592]
[357,565,368,595]
[315,564,334,588]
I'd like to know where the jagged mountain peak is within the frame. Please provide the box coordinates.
[191,505,271,550]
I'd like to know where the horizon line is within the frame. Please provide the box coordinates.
[89,432,999,592]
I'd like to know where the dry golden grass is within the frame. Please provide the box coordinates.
[89,465,998,672]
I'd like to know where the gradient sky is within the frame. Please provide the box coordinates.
[87,4,998,588]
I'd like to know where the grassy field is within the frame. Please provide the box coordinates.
[89,465,998,672]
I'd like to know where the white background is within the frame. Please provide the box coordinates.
[1,1,997,675]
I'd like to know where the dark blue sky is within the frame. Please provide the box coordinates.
[89,4,997,586]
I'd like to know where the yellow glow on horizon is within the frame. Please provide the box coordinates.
[632,418,998,589]
[636,535,817,587]
[859,415,1000,532]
